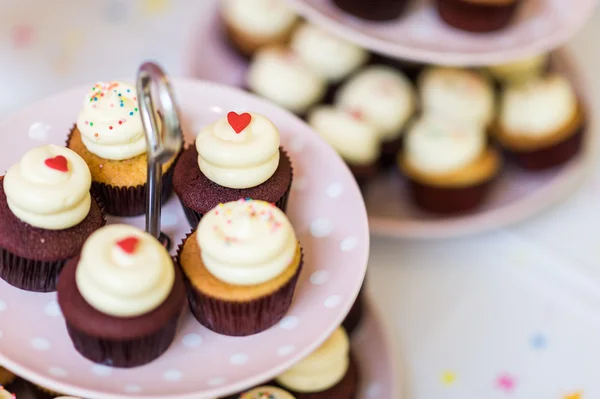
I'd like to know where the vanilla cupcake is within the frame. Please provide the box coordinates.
[247,46,326,116]
[335,66,416,167]
[496,74,584,170]
[276,327,358,399]
[221,0,299,57]
[399,115,501,213]
[487,53,550,85]
[308,106,380,185]
[240,387,296,399]
[419,67,495,127]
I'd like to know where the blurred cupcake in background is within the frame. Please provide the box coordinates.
[0,385,14,399]
[487,53,550,85]
[496,73,584,170]
[0,367,16,392]
[435,0,523,32]
[399,115,501,214]
[332,0,411,21]
[239,386,296,399]
[221,0,299,58]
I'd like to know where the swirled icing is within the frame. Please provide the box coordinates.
[500,74,578,138]
[4,145,92,230]
[277,327,350,393]
[76,81,146,161]
[405,115,486,174]
[197,199,297,286]
[240,387,296,399]
[76,224,174,317]
[222,0,298,37]
[196,112,280,189]
[335,66,416,141]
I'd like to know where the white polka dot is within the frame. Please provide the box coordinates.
[289,137,304,153]
[324,295,342,309]
[182,333,203,348]
[124,384,142,393]
[0,301,6,312]
[277,345,296,356]
[45,301,61,317]
[310,218,333,238]
[340,236,358,252]
[292,176,307,191]
[310,270,329,285]
[229,353,249,365]
[326,182,343,198]
[208,377,226,386]
[28,122,51,141]
[161,211,178,228]
[365,382,382,398]
[31,337,51,351]
[92,365,113,377]
[279,316,299,330]
[49,367,67,377]
[164,369,183,382]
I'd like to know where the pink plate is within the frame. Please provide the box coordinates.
[283,0,597,66]
[0,79,369,399]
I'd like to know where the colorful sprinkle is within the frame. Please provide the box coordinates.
[130,112,134,116]
[11,24,34,48]
[531,332,547,350]
[496,373,516,392]
[564,392,583,399]
[441,371,457,386]
[90,122,94,126]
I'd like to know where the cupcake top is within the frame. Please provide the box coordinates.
[500,74,578,138]
[335,66,416,141]
[4,145,92,230]
[240,386,296,399]
[222,0,298,37]
[308,106,380,165]
[277,327,350,393]
[76,224,174,317]
[487,53,548,84]
[290,23,369,83]
[76,81,146,161]
[247,46,326,115]
[0,387,14,399]
[196,112,280,189]
[404,115,486,174]
[419,67,495,126]
[197,199,297,286]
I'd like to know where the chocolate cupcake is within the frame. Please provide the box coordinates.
[58,224,186,368]
[399,115,501,214]
[496,74,584,170]
[239,386,297,399]
[0,145,105,292]
[174,112,293,227]
[275,327,358,399]
[335,66,416,168]
[178,199,303,336]
[435,0,522,32]
[333,0,410,21]
[67,81,178,217]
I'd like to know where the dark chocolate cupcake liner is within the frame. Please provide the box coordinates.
[435,0,520,33]
[333,0,409,21]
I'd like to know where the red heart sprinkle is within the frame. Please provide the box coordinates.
[227,112,252,134]
[116,236,140,254]
[44,155,68,172]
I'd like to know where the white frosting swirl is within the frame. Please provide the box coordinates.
[405,115,486,174]
[76,224,174,317]
[241,387,296,399]
[419,67,495,126]
[196,112,280,189]
[308,106,380,165]
[335,66,416,141]
[277,327,350,393]
[4,145,92,230]
[290,23,368,83]
[500,74,578,138]
[76,81,146,160]
[197,199,297,286]
[248,46,326,114]
[223,0,298,37]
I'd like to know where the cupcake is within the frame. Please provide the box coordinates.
[0,386,14,399]
[496,74,584,170]
[178,199,303,336]
[173,112,293,227]
[419,67,495,128]
[239,387,296,399]
[247,46,326,116]
[275,327,358,399]
[68,81,178,217]
[486,53,550,85]
[0,368,15,391]
[332,0,410,21]
[435,0,522,32]
[0,145,105,292]
[308,106,380,186]
[221,0,299,58]
[399,115,501,214]
[335,66,416,168]
[57,224,186,367]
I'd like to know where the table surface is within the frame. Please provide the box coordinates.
[1,1,599,399]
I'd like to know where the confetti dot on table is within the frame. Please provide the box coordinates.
[365,382,382,398]
[310,270,329,285]
[163,369,183,382]
[324,295,342,308]
[124,384,142,393]
[208,377,226,387]
[182,333,203,348]
[0,301,6,312]
[326,182,343,198]
[45,301,61,317]
[310,218,333,237]
[496,373,516,392]
[92,365,113,377]
[340,236,358,252]
[11,24,34,48]
[279,316,299,330]
[31,337,51,351]
[230,353,249,365]
[531,333,547,350]
[48,367,67,377]
[564,392,583,399]
[28,122,51,141]
[277,345,295,356]
[441,371,457,386]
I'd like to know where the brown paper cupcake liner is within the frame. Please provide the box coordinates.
[408,177,496,214]
[379,136,404,169]
[333,0,410,21]
[349,163,378,189]
[435,0,520,33]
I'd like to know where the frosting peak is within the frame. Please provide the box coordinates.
[4,145,92,230]
[196,112,280,189]
[197,199,297,286]
[223,0,298,37]
[76,81,147,161]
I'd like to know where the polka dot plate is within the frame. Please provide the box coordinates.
[0,79,369,399]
